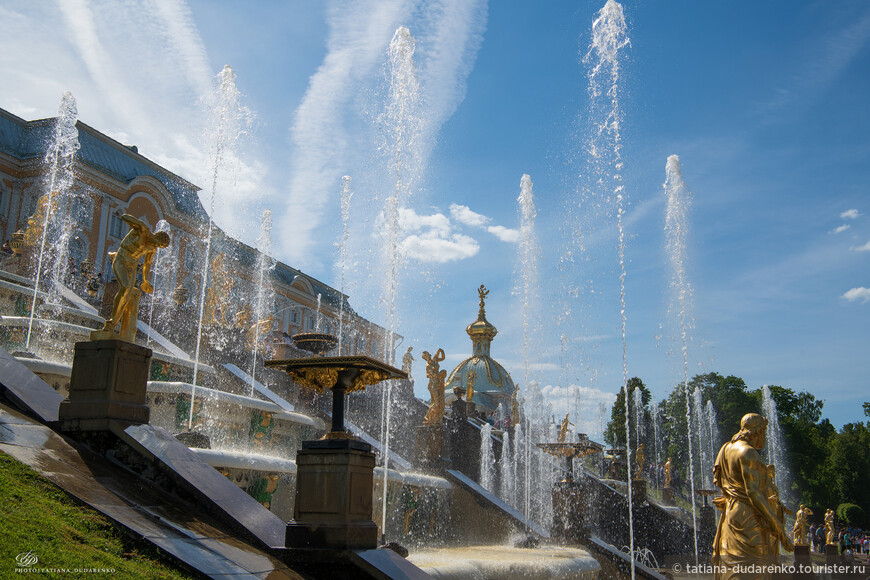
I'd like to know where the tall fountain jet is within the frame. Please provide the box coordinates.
[25,92,81,351]
[189,65,250,430]
[378,26,421,541]
[584,2,633,576]
[337,176,353,355]
[663,154,700,564]
[250,210,274,396]
[516,173,540,521]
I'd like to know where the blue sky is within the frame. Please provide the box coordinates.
[2,1,868,437]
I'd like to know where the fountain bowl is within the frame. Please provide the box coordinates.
[291,332,338,355]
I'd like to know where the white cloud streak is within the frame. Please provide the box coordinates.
[450,203,490,227]
[831,224,851,234]
[851,240,870,252]
[487,225,519,243]
[842,287,870,303]
[841,209,861,219]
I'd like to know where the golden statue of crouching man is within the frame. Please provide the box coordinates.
[92,215,170,343]
[712,413,793,580]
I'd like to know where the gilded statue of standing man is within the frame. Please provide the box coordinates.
[93,215,170,343]
[712,413,793,580]
[421,348,446,426]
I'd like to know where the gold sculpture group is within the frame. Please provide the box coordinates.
[712,413,838,579]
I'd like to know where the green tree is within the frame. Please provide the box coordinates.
[604,377,650,451]
[826,422,870,521]
[836,503,866,528]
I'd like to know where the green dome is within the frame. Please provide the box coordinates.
[444,285,515,414]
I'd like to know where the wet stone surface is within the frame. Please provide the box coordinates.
[0,402,301,579]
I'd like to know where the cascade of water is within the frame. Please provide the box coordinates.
[249,210,274,396]
[314,293,322,332]
[26,92,81,351]
[633,386,645,450]
[663,154,699,564]
[705,399,718,484]
[692,386,711,488]
[146,220,171,349]
[651,400,661,486]
[585,1,634,573]
[337,176,353,355]
[761,385,789,501]
[500,431,515,505]
[189,65,249,431]
[480,422,494,491]
[513,421,525,512]
[379,26,421,542]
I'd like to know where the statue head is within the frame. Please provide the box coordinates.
[154,230,170,248]
[732,413,767,449]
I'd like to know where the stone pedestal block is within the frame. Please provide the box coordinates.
[59,339,151,431]
[415,424,446,472]
[286,438,378,550]
[826,544,839,565]
[630,478,647,504]
[662,486,674,505]
[552,480,588,545]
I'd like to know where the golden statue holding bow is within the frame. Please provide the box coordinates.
[422,348,446,426]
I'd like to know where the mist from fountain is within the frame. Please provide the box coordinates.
[663,154,699,564]
[337,176,353,355]
[480,422,494,491]
[692,386,712,489]
[249,210,275,396]
[189,65,250,431]
[761,385,790,502]
[25,91,81,351]
[633,386,645,449]
[313,293,322,332]
[500,428,515,506]
[145,220,171,350]
[378,26,422,541]
[651,400,661,485]
[584,1,635,574]
[705,399,718,485]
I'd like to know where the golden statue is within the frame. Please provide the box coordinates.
[402,347,414,377]
[664,457,673,487]
[712,413,793,580]
[466,369,476,404]
[477,284,489,315]
[511,389,520,427]
[23,193,59,247]
[202,252,234,326]
[635,443,645,479]
[824,509,835,544]
[93,215,169,342]
[792,504,812,545]
[557,413,573,443]
[421,348,446,426]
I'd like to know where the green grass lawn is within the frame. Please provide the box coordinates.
[0,451,197,579]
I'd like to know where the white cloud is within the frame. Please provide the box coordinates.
[280,0,488,268]
[401,232,479,263]
[841,209,861,220]
[487,225,519,243]
[399,207,451,237]
[842,287,870,303]
[449,203,490,227]
[851,240,870,252]
[831,224,851,234]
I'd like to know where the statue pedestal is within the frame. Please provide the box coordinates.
[630,478,646,504]
[59,339,151,432]
[825,543,839,564]
[552,480,587,544]
[415,424,446,472]
[662,486,674,505]
[285,438,378,550]
[792,543,814,579]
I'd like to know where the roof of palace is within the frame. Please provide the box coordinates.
[443,287,515,414]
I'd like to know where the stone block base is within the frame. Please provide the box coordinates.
[552,480,587,544]
[662,486,674,505]
[59,339,151,432]
[415,424,446,472]
[826,544,839,565]
[287,438,378,550]
[631,478,646,504]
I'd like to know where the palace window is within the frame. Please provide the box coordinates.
[109,211,127,238]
